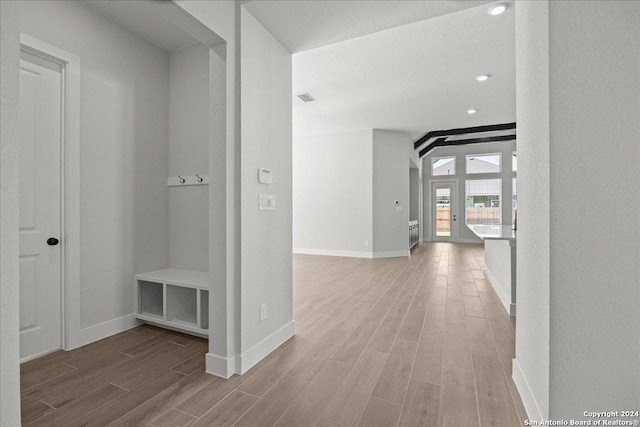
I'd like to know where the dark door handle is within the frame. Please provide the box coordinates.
[47,238,59,246]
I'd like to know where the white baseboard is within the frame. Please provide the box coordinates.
[293,248,373,259]
[206,321,296,378]
[414,238,482,244]
[20,348,60,364]
[484,266,516,316]
[293,248,410,259]
[206,352,237,379]
[372,250,410,258]
[76,313,141,349]
[513,358,543,421]
[237,320,295,375]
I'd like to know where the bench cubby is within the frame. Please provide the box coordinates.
[134,268,209,338]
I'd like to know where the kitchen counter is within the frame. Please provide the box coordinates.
[467,223,516,316]
[466,224,516,243]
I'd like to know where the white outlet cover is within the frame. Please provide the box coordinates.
[259,194,275,210]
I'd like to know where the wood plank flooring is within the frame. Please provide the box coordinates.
[20,242,527,426]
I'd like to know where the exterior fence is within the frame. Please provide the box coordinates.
[465,207,501,224]
[436,208,451,234]
[436,207,502,234]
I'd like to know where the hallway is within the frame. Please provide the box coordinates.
[20,243,527,426]
[292,242,527,426]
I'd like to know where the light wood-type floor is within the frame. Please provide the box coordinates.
[20,242,528,426]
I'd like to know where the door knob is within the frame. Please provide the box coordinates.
[47,237,59,246]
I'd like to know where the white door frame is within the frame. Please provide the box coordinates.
[20,34,82,354]
[431,180,458,242]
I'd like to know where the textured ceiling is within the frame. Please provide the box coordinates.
[86,0,515,141]
[290,2,516,138]
[243,0,494,53]
[84,0,199,52]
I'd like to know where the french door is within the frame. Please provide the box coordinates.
[432,181,457,242]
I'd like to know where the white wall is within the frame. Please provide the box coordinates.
[409,167,419,221]
[546,0,639,417]
[372,130,410,256]
[293,129,411,258]
[173,1,295,377]
[515,0,640,420]
[20,1,170,329]
[206,41,233,374]
[514,1,550,419]
[172,0,240,377]
[293,130,373,257]
[421,140,516,242]
[0,2,21,425]
[168,43,209,272]
[239,8,294,365]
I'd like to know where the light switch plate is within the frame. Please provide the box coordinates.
[259,194,275,210]
[258,168,272,184]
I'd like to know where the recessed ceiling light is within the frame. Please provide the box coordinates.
[476,74,490,82]
[467,109,478,115]
[488,3,508,16]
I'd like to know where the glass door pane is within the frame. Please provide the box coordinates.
[436,187,451,237]
[433,182,456,241]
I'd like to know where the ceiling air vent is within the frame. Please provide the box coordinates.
[296,92,316,103]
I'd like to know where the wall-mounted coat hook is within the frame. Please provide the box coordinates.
[167,174,210,187]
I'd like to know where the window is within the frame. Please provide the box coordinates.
[465,179,501,224]
[466,154,501,174]
[512,152,517,172]
[432,157,455,176]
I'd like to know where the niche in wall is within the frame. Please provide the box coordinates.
[132,39,223,337]
[167,43,210,272]
[133,42,213,338]
[78,1,227,338]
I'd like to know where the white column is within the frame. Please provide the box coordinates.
[515,0,640,420]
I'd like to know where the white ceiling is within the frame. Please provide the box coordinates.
[243,0,493,53]
[285,2,516,139]
[84,1,199,52]
[85,0,515,142]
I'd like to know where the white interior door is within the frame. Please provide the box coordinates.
[432,181,457,242]
[19,49,63,360]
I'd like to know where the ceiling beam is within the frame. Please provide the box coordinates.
[419,134,516,158]
[413,122,516,150]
